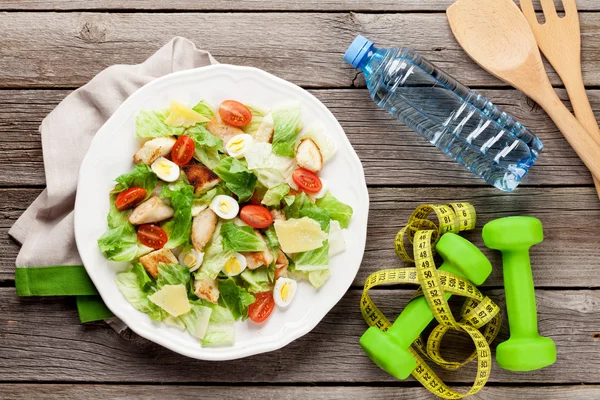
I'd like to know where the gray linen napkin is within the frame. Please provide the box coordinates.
[9,37,218,330]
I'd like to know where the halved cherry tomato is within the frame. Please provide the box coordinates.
[248,292,275,323]
[171,135,195,166]
[219,100,252,127]
[115,187,147,211]
[240,205,274,229]
[137,224,168,249]
[292,168,323,194]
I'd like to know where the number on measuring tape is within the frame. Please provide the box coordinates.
[362,202,500,399]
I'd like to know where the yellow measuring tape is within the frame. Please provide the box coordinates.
[361,203,501,399]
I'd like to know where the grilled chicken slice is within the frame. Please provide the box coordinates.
[274,249,289,280]
[295,138,323,173]
[193,276,220,304]
[253,113,274,143]
[206,115,244,143]
[133,137,177,165]
[128,196,174,225]
[182,164,221,195]
[139,248,178,279]
[270,209,286,222]
[242,231,274,270]
[191,208,217,252]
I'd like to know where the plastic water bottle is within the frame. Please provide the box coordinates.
[344,35,543,192]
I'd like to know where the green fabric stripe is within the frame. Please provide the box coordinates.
[76,296,115,323]
[15,265,99,296]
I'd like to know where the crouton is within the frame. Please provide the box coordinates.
[128,196,174,225]
[133,137,176,165]
[191,208,217,252]
[139,248,178,279]
[182,164,221,195]
[253,113,274,143]
[193,277,220,304]
[295,138,323,173]
[206,115,244,143]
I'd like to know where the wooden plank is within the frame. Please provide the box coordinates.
[0,88,594,187]
[2,187,600,288]
[1,287,598,383]
[1,384,599,400]
[1,12,600,88]
[0,0,598,12]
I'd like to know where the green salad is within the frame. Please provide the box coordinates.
[98,98,353,346]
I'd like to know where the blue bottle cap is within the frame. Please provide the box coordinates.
[344,35,374,68]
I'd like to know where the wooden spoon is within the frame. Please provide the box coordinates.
[520,0,600,198]
[447,0,600,182]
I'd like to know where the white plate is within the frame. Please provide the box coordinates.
[74,64,369,361]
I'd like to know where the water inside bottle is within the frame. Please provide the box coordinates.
[362,47,543,191]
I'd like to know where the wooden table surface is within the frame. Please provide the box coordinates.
[2,1,600,399]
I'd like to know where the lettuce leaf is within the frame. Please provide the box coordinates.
[195,222,233,280]
[316,192,353,229]
[160,181,194,249]
[308,269,331,289]
[213,157,257,202]
[294,241,330,272]
[286,264,330,290]
[328,220,346,258]
[186,124,224,169]
[221,222,266,252]
[217,277,256,321]
[156,263,191,289]
[107,194,130,229]
[284,192,330,231]
[179,300,213,339]
[202,322,235,346]
[262,184,290,207]
[192,100,215,120]
[111,164,157,195]
[99,189,148,262]
[272,103,301,157]
[241,104,269,135]
[97,223,139,262]
[264,226,280,250]
[241,267,274,294]
[245,142,297,189]
[136,109,185,138]
[186,124,223,151]
[201,302,236,346]
[115,264,165,321]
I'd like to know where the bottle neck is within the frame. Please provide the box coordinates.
[357,46,397,80]
[356,45,383,79]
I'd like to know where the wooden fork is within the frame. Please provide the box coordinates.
[520,0,600,197]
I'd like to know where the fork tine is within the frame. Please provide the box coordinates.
[519,0,541,27]
[562,0,579,17]
[540,0,560,21]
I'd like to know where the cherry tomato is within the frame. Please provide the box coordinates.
[292,168,323,194]
[171,135,195,166]
[248,292,275,323]
[240,205,274,229]
[115,187,147,211]
[137,224,168,249]
[219,100,252,127]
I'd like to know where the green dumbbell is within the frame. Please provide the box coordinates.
[482,216,556,371]
[360,232,492,380]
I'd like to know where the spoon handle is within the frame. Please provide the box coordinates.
[535,88,600,181]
